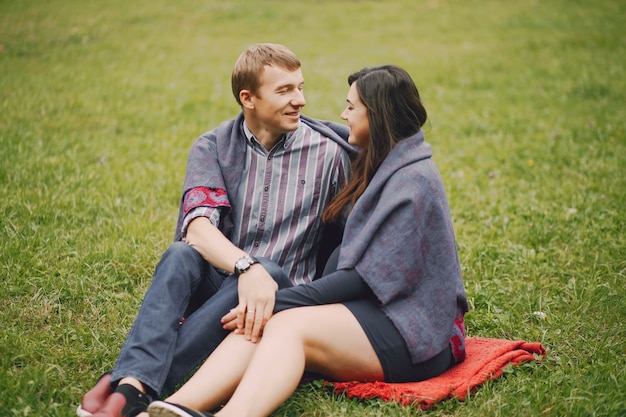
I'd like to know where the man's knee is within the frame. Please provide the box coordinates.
[153,242,206,286]
[156,242,205,272]
[162,241,200,262]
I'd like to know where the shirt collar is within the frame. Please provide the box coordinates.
[242,120,298,152]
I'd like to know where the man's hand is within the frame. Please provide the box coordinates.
[186,218,280,341]
[229,264,278,343]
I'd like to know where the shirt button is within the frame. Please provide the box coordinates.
[264,186,269,192]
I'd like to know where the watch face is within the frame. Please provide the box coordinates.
[236,258,250,270]
[235,256,256,274]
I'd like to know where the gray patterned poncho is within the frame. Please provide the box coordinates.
[337,131,468,364]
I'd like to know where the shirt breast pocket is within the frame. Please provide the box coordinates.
[283,175,323,214]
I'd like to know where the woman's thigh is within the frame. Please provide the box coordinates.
[265,304,384,382]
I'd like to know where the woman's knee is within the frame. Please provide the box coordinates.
[265,310,297,329]
[263,310,306,339]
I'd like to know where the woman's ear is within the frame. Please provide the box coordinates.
[239,90,255,110]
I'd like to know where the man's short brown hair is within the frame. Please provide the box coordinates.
[231,43,301,106]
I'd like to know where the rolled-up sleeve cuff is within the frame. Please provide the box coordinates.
[180,206,220,239]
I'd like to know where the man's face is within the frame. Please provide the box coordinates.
[246,65,306,142]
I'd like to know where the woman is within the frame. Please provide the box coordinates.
[147,65,469,417]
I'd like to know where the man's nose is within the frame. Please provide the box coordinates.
[292,89,306,107]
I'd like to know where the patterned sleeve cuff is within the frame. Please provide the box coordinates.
[180,187,230,239]
[183,187,230,215]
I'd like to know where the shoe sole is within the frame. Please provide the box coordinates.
[76,371,113,417]
[148,401,197,417]
[76,405,93,417]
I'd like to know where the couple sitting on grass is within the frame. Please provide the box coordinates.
[78,43,468,417]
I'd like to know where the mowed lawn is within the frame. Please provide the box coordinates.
[1,1,624,416]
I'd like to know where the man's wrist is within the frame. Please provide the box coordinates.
[234,255,259,276]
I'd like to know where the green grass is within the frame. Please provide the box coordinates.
[1,0,624,416]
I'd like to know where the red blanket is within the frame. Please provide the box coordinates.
[329,337,546,410]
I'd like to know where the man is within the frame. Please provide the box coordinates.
[78,43,355,417]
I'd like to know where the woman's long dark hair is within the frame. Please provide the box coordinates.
[323,65,428,222]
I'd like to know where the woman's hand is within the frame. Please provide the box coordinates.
[221,308,239,331]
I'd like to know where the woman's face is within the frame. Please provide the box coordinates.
[340,82,370,149]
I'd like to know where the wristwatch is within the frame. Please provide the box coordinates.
[234,255,259,276]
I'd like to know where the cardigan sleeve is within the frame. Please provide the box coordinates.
[274,269,373,312]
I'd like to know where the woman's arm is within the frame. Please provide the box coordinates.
[221,268,373,331]
[274,268,374,312]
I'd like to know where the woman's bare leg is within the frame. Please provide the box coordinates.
[163,331,258,411]
[215,304,383,417]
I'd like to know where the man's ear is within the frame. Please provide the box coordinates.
[240,90,255,110]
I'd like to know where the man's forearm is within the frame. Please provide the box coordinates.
[185,217,247,273]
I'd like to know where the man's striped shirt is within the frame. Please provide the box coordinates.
[182,120,351,285]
